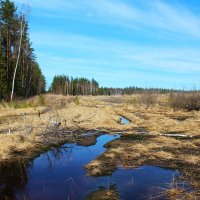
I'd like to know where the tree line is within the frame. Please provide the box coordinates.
[49,75,99,96]
[50,75,176,96]
[0,0,45,101]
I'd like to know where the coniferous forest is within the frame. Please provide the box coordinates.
[0,0,45,101]
[0,0,179,101]
[49,75,176,96]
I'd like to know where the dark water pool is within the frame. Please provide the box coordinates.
[0,134,182,200]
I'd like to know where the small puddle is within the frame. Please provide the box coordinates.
[0,134,186,200]
[119,116,130,125]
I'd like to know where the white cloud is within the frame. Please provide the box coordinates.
[13,0,200,88]
[14,0,200,38]
[31,31,200,74]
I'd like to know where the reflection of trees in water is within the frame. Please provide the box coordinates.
[0,146,76,199]
[44,146,74,170]
[0,160,30,200]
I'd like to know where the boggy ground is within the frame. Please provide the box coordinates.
[84,96,200,199]
[0,94,200,199]
[0,95,129,162]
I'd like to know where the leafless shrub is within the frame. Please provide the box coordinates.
[170,91,200,111]
[140,91,158,107]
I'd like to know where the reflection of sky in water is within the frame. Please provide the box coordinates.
[120,116,130,125]
[0,134,184,200]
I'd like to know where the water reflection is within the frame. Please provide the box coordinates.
[119,116,130,125]
[0,134,184,200]
[0,161,29,199]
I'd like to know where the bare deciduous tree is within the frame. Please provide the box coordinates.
[10,7,29,101]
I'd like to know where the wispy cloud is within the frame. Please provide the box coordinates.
[13,0,200,89]
[15,0,200,38]
[90,0,200,38]
[31,31,200,74]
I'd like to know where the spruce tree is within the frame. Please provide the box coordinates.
[0,0,46,101]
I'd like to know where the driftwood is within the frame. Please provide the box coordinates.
[160,133,193,138]
[131,128,193,138]
[135,131,193,138]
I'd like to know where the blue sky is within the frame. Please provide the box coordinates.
[13,0,200,89]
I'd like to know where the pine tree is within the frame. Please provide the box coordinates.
[0,0,46,101]
[1,0,16,99]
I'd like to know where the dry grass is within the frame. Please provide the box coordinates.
[1,94,200,161]
[85,186,119,200]
[79,95,200,199]
[0,94,200,199]
[86,134,197,173]
[85,133,200,198]
[166,187,200,200]
[0,95,125,161]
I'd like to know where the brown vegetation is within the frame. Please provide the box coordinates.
[85,186,119,200]
[0,95,124,161]
[1,94,200,161]
[0,94,200,198]
[170,91,200,111]
[166,188,199,200]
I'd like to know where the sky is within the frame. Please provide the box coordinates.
[13,0,200,89]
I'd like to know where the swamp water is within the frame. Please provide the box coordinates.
[0,118,184,200]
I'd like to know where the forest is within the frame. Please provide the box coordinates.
[0,0,179,101]
[0,0,45,101]
[0,0,193,101]
[50,75,176,96]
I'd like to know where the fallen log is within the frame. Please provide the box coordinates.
[161,133,193,138]
[133,131,193,138]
